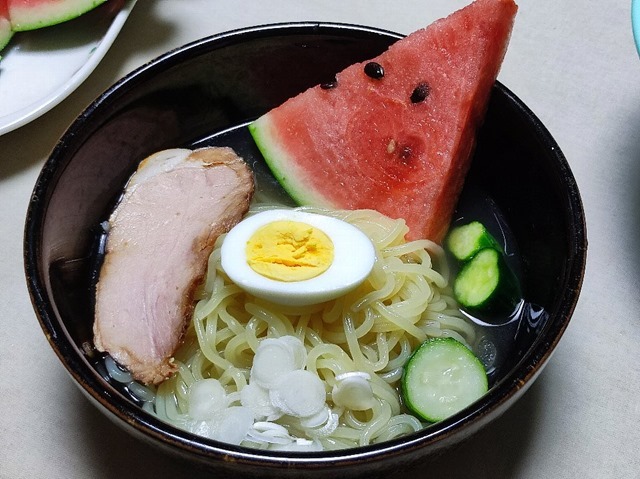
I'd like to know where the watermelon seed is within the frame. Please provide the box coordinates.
[320,77,338,89]
[410,82,431,103]
[364,62,384,79]
[400,146,413,162]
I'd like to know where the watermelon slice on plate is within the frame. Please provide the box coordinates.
[8,0,107,31]
[249,0,517,243]
[0,0,12,52]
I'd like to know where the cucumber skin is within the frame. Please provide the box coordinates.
[445,220,521,316]
[401,337,488,423]
[453,247,521,314]
[446,221,501,262]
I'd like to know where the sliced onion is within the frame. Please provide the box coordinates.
[247,422,293,445]
[269,370,326,418]
[188,378,227,420]
[187,419,216,438]
[252,421,289,434]
[299,405,330,428]
[251,338,299,389]
[247,430,292,445]
[279,336,307,369]
[307,411,339,438]
[211,406,255,445]
[332,375,375,411]
[240,383,282,421]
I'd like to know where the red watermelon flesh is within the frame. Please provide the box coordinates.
[8,0,107,32]
[249,0,518,243]
[0,0,12,52]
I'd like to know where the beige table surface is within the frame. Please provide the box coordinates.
[1,1,639,478]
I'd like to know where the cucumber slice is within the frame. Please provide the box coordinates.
[402,337,488,422]
[453,248,520,313]
[446,221,500,262]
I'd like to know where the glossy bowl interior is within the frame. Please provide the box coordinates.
[24,23,587,477]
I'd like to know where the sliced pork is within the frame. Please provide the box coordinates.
[93,147,254,385]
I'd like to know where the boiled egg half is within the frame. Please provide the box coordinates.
[220,209,376,305]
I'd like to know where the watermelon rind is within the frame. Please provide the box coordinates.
[248,119,338,210]
[0,17,12,52]
[9,0,108,32]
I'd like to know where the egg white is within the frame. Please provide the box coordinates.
[220,209,376,306]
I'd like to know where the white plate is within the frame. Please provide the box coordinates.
[0,0,136,136]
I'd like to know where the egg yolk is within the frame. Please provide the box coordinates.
[246,221,334,282]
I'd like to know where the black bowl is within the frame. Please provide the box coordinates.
[24,23,587,477]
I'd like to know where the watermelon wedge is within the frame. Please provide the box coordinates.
[249,0,517,243]
[8,0,107,31]
[0,0,13,52]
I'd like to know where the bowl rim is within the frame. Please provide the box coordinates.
[23,21,588,468]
